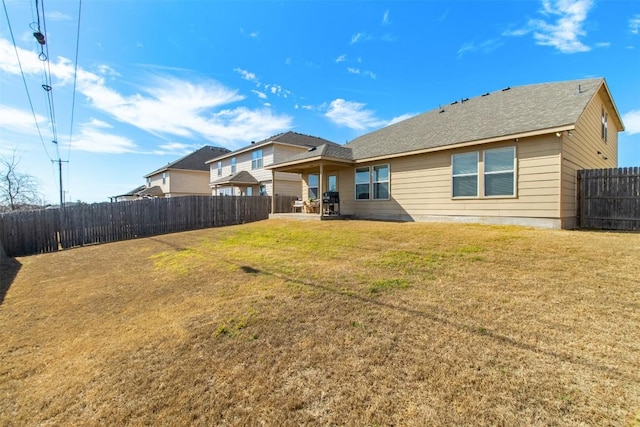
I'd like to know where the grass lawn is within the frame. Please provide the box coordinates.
[1,219,639,426]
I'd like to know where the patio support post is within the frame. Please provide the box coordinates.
[319,163,324,216]
[271,170,276,214]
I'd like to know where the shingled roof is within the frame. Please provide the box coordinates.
[145,146,230,177]
[347,78,614,160]
[206,131,339,163]
[270,77,621,169]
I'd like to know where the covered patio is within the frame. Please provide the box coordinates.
[267,144,354,219]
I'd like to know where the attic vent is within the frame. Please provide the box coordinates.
[450,100,458,105]
[461,98,469,103]
[251,141,255,144]
[482,92,490,97]
[502,87,511,91]
[308,146,316,152]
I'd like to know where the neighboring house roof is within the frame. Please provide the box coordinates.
[206,131,339,163]
[145,146,230,177]
[137,186,164,197]
[266,143,355,169]
[111,185,146,199]
[211,170,259,186]
[270,77,623,168]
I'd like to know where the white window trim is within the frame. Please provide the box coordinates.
[451,152,479,199]
[483,146,516,198]
[252,149,263,170]
[451,147,517,200]
[355,164,390,201]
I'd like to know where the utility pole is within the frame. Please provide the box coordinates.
[52,158,68,208]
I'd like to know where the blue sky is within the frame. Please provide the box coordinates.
[1,0,639,204]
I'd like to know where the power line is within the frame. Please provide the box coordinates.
[67,0,82,163]
[1,0,52,161]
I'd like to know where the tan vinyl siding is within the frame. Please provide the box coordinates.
[274,179,301,197]
[560,87,619,223]
[168,170,211,196]
[342,137,562,222]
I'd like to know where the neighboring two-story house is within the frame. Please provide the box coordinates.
[207,131,338,197]
[142,146,230,198]
[268,78,624,229]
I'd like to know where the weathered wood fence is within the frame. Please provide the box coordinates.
[0,195,297,257]
[578,167,640,231]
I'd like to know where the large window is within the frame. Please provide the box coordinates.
[373,165,389,199]
[452,152,478,197]
[308,174,319,199]
[231,157,237,173]
[355,167,370,199]
[452,147,516,198]
[252,149,263,170]
[484,147,515,196]
[355,165,390,200]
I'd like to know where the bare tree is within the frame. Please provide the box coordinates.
[0,151,43,212]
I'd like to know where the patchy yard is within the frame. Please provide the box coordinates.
[1,219,639,425]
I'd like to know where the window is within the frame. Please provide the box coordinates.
[328,175,337,191]
[162,172,167,185]
[601,109,608,142]
[252,149,263,170]
[246,186,253,196]
[231,157,236,173]
[355,167,370,199]
[146,177,151,187]
[452,152,478,197]
[355,165,390,200]
[217,161,222,177]
[308,174,319,199]
[484,147,515,197]
[259,184,267,196]
[372,165,389,199]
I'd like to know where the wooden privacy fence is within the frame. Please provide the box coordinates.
[0,195,297,257]
[578,167,640,231]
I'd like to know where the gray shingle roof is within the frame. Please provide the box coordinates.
[346,78,605,160]
[207,131,339,162]
[211,170,259,185]
[145,146,230,177]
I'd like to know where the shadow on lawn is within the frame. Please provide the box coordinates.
[0,257,21,306]
[229,258,634,383]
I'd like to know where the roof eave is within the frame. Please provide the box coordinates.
[266,155,354,170]
[354,126,576,163]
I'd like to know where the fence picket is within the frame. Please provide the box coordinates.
[578,167,640,231]
[0,195,295,257]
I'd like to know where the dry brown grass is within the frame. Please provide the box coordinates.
[1,219,639,426]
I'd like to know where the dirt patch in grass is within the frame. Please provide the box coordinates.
[1,220,639,425]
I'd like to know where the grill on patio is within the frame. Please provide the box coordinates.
[322,191,340,215]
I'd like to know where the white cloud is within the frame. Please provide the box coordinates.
[457,38,503,57]
[631,15,640,35]
[350,33,364,44]
[234,68,258,83]
[0,105,47,135]
[0,38,293,149]
[154,142,195,155]
[336,54,347,63]
[507,0,594,53]
[251,90,267,99]
[347,67,376,79]
[47,11,72,21]
[68,120,138,154]
[382,10,390,25]
[388,113,417,125]
[622,110,640,135]
[325,99,386,131]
